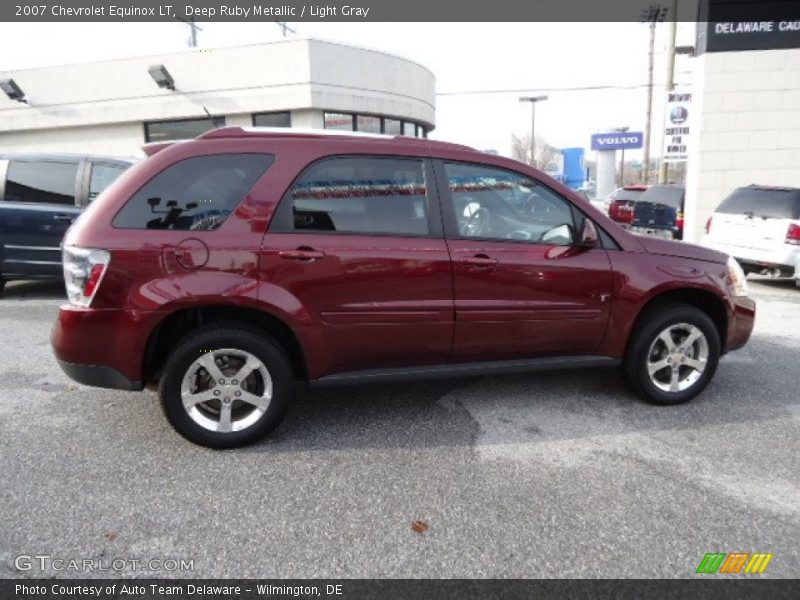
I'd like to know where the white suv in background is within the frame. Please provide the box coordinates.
[702,185,800,287]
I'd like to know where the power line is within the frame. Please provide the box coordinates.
[436,82,690,96]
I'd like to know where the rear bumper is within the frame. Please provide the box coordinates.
[725,296,756,353]
[56,359,141,391]
[51,304,158,391]
[703,239,800,277]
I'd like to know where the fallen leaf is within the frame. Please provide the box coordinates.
[104,531,117,542]
[410,520,428,534]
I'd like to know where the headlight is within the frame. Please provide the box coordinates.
[726,256,748,297]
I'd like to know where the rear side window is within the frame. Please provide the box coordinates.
[4,160,78,205]
[717,188,800,219]
[89,163,129,202]
[278,156,430,236]
[113,154,273,231]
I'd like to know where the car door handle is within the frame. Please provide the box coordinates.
[278,248,326,261]
[459,254,498,266]
[53,214,75,222]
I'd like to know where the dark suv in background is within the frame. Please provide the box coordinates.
[0,153,133,292]
[51,128,754,448]
[630,184,686,240]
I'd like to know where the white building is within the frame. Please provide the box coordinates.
[684,20,800,242]
[0,38,435,157]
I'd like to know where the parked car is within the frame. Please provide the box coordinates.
[0,153,134,292]
[629,185,685,240]
[51,128,755,448]
[702,185,800,286]
[608,185,649,226]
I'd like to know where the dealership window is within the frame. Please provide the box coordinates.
[324,113,355,131]
[283,156,429,236]
[356,115,381,133]
[4,160,78,205]
[252,112,291,128]
[383,118,402,135]
[144,117,226,143]
[88,163,129,202]
[113,154,274,231]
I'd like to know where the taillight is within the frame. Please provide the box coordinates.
[705,216,713,234]
[63,246,110,307]
[787,224,800,245]
[676,210,684,231]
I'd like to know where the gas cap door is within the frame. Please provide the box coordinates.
[173,238,209,270]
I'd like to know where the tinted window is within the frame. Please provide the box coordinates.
[717,188,800,219]
[113,154,273,231]
[4,160,78,205]
[89,163,129,202]
[639,185,684,207]
[444,162,576,245]
[145,117,226,142]
[252,112,291,127]
[286,157,429,236]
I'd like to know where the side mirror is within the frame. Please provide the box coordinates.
[580,218,599,248]
[147,197,161,207]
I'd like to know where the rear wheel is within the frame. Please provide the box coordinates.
[623,303,720,405]
[159,326,293,448]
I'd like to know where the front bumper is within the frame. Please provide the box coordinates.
[725,295,756,353]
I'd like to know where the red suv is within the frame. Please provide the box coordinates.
[52,128,755,448]
[608,185,648,226]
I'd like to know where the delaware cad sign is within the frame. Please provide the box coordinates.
[590,132,644,151]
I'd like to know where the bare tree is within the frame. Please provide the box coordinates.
[511,132,560,171]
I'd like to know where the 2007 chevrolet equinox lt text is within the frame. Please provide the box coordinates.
[51,127,755,448]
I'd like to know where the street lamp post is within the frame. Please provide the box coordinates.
[614,126,630,187]
[519,95,548,167]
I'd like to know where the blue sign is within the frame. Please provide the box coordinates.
[590,132,644,151]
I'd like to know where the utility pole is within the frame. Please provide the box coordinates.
[640,3,668,185]
[659,1,678,184]
[519,95,548,167]
[643,22,656,184]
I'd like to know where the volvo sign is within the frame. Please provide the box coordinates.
[590,132,644,151]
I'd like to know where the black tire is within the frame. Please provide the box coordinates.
[159,325,294,448]
[623,302,721,406]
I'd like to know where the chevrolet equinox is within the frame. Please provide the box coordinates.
[52,128,755,448]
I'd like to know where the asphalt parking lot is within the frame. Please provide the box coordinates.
[1,278,798,579]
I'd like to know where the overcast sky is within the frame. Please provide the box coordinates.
[0,21,697,159]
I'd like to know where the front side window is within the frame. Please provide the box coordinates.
[145,117,226,143]
[113,154,273,231]
[444,162,576,245]
[89,163,129,202]
[4,160,78,206]
[283,156,429,236]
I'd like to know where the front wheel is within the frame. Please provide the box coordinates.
[623,303,721,405]
[159,326,294,448]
